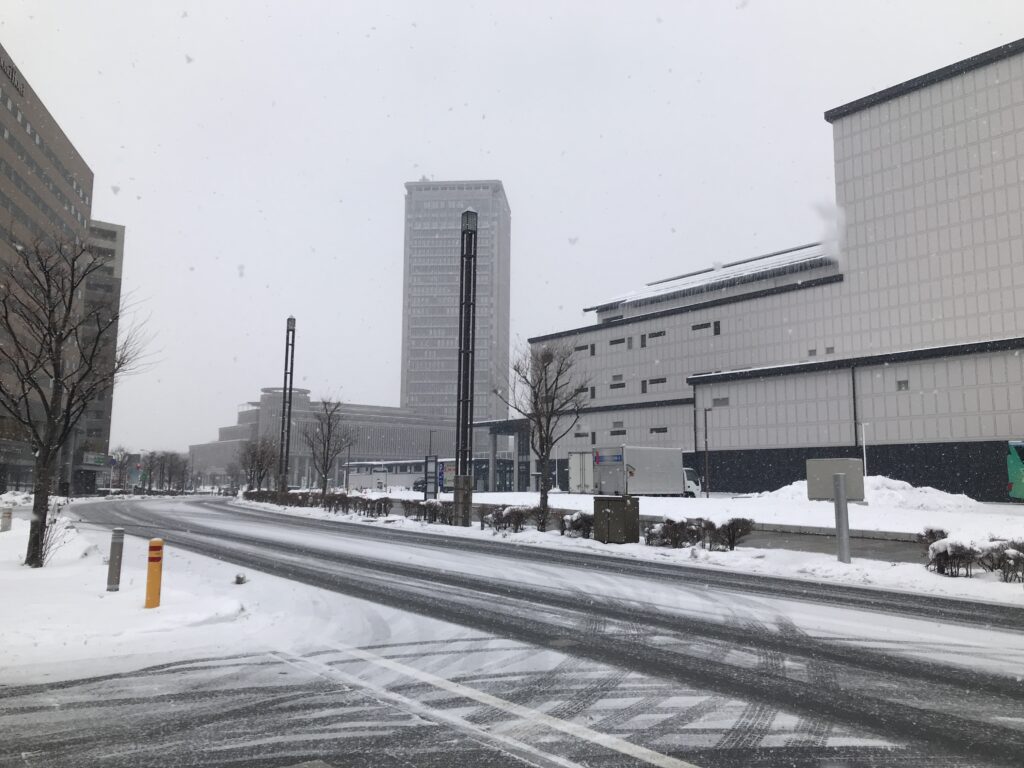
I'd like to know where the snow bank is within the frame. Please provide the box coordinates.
[0,514,405,684]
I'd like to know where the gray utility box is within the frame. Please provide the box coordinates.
[806,458,865,501]
[592,496,640,544]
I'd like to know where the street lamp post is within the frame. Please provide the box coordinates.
[454,209,479,527]
[703,408,712,499]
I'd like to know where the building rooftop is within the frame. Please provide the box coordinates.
[585,242,833,314]
[824,36,1024,123]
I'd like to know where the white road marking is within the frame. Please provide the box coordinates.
[323,642,704,768]
[273,651,585,768]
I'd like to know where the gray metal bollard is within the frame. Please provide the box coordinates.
[833,473,851,564]
[107,527,125,592]
[0,505,11,533]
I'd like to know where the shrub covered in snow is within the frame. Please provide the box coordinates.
[923,532,1024,580]
[645,516,755,551]
[559,510,593,539]
[714,518,755,551]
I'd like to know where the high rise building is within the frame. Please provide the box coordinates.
[0,40,121,493]
[400,180,511,425]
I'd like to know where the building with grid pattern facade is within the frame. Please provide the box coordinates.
[517,38,1024,501]
[400,180,511,425]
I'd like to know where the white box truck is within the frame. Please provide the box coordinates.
[592,445,701,496]
[568,451,595,493]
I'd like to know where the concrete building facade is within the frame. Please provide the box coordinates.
[0,41,121,493]
[514,37,1024,501]
[400,180,511,424]
[189,388,456,489]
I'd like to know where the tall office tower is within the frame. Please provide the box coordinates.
[400,180,511,426]
[0,41,119,493]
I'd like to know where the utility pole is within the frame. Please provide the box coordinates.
[703,407,712,498]
[277,316,296,492]
[454,209,478,526]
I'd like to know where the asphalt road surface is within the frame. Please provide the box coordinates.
[2,496,1023,768]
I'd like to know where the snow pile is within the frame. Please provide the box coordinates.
[0,490,33,507]
[758,476,984,515]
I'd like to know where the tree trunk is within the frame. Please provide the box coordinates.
[24,455,55,568]
[320,472,329,505]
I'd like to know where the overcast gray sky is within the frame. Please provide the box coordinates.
[1,1,1020,452]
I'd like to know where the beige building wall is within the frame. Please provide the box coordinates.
[829,45,1024,355]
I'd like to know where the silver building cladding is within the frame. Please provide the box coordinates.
[400,180,511,425]
[521,38,1024,501]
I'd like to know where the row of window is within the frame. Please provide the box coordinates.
[1,86,90,207]
[572,427,672,443]
[575,329,668,356]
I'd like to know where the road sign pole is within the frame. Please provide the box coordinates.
[833,473,851,564]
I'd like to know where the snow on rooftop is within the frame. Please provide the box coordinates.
[588,242,835,312]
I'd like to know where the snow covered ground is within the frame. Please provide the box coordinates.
[0,515,463,685]
[230,476,1024,604]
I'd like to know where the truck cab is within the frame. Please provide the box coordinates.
[683,467,702,498]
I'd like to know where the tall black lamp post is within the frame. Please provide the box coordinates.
[454,209,478,526]
[277,316,296,492]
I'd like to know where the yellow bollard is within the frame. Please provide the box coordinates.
[144,538,164,609]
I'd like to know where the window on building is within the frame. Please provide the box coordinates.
[649,377,667,385]
[691,322,711,331]
[640,334,647,348]
[627,336,633,349]
[609,382,625,389]
[589,386,596,399]
[713,320,720,335]
[590,343,595,356]
[610,429,626,436]
[808,349,817,357]
[897,379,909,391]
[574,344,588,352]
[612,374,623,381]
[648,330,665,339]
[650,427,668,434]
[609,338,625,346]
[712,397,730,407]
[574,432,588,438]
[826,346,835,354]
[590,432,596,445]
[641,380,647,394]
[612,421,623,428]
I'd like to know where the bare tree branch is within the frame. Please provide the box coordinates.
[301,399,357,503]
[0,233,144,567]
[494,343,589,522]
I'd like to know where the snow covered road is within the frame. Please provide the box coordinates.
[3,496,1022,767]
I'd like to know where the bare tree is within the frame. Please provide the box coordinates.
[0,234,142,567]
[302,400,357,501]
[142,451,158,492]
[110,445,132,490]
[240,436,277,490]
[495,343,589,525]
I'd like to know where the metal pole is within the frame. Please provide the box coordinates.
[278,316,296,492]
[454,209,478,527]
[703,408,711,498]
[106,527,125,591]
[833,473,851,564]
[861,422,869,477]
[345,443,351,492]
